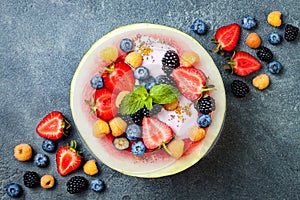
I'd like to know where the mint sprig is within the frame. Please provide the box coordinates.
[118,84,180,115]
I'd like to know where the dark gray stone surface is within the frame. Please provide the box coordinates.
[1,0,299,199]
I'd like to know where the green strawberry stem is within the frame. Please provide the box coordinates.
[67,140,81,156]
[162,142,172,156]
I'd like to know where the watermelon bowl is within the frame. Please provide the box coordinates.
[70,23,226,178]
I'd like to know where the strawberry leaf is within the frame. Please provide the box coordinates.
[149,84,180,104]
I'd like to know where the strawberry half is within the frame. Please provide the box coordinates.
[36,111,70,140]
[212,23,240,53]
[142,117,174,150]
[56,140,81,176]
[172,67,213,101]
[224,51,261,76]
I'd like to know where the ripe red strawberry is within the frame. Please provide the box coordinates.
[172,67,213,101]
[142,117,174,150]
[212,23,240,52]
[224,51,261,76]
[36,111,71,140]
[102,61,135,94]
[56,140,81,176]
[86,88,117,121]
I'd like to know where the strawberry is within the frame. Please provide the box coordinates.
[142,117,174,150]
[56,140,81,176]
[102,61,135,94]
[86,88,117,121]
[36,111,70,140]
[224,51,261,76]
[211,23,240,53]
[172,67,214,101]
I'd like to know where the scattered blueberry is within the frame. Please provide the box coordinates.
[126,124,142,140]
[120,38,133,52]
[139,76,156,91]
[42,139,57,152]
[131,141,146,156]
[197,114,212,128]
[90,179,105,193]
[241,16,257,30]
[268,32,282,45]
[267,61,282,74]
[6,183,23,198]
[90,75,104,89]
[34,153,49,168]
[134,66,150,80]
[191,19,208,35]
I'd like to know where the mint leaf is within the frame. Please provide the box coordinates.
[119,92,145,114]
[144,97,153,110]
[134,86,149,100]
[149,84,180,104]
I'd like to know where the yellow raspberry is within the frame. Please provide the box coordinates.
[14,143,33,161]
[83,160,99,176]
[40,174,55,189]
[125,52,143,68]
[181,51,200,67]
[109,117,127,137]
[92,119,110,138]
[252,74,270,90]
[267,11,282,27]
[166,139,185,158]
[245,32,261,49]
[100,46,118,63]
[163,99,179,111]
[189,126,206,142]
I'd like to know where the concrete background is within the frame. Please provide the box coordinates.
[0,0,299,199]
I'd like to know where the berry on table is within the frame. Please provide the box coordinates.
[14,143,33,161]
[191,19,208,35]
[120,38,133,52]
[90,75,104,89]
[245,32,261,49]
[284,24,299,41]
[162,50,180,69]
[194,95,215,114]
[197,114,212,128]
[90,179,105,193]
[189,126,206,142]
[6,183,23,198]
[268,32,282,45]
[134,66,150,80]
[113,137,130,150]
[256,46,273,62]
[267,11,282,27]
[100,46,119,63]
[40,174,55,189]
[109,117,127,137]
[66,176,89,194]
[23,171,39,188]
[267,61,282,74]
[252,74,270,90]
[34,153,49,168]
[181,51,200,67]
[231,80,250,98]
[125,51,143,68]
[126,124,142,140]
[241,16,257,30]
[42,139,57,153]
[83,160,99,176]
[131,141,146,156]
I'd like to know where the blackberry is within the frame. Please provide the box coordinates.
[256,46,273,62]
[155,75,176,87]
[117,113,133,125]
[148,104,163,116]
[130,107,148,126]
[66,176,89,194]
[162,50,180,69]
[162,65,174,75]
[23,171,39,188]
[231,80,250,98]
[194,95,216,114]
[284,24,299,41]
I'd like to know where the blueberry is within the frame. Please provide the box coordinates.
[34,153,49,168]
[120,38,133,52]
[268,32,282,45]
[90,75,104,89]
[131,141,146,156]
[6,183,23,198]
[191,19,208,35]
[139,76,156,91]
[197,114,212,128]
[134,66,150,80]
[241,16,257,30]
[90,179,105,192]
[42,139,57,152]
[267,61,282,74]
[126,124,142,140]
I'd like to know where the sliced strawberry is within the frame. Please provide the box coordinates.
[224,51,261,76]
[94,88,116,121]
[142,117,174,150]
[36,111,70,140]
[103,62,135,94]
[172,67,208,101]
[212,23,240,52]
[56,140,81,176]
